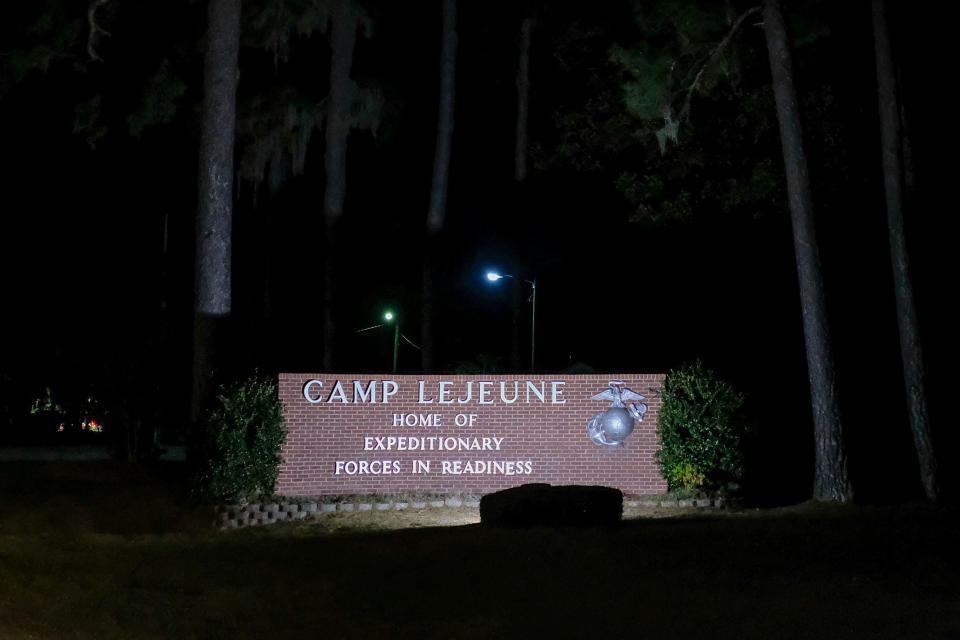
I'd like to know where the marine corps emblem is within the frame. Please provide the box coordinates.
[587,380,647,447]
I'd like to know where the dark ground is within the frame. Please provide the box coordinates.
[1,461,957,639]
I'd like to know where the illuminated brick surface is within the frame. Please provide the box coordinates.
[277,373,667,496]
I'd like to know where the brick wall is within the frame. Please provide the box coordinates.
[277,373,667,496]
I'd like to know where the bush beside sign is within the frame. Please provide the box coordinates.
[277,373,667,496]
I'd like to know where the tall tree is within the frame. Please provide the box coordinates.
[509,13,534,371]
[871,0,938,500]
[421,0,457,372]
[514,14,533,183]
[322,0,360,371]
[550,1,781,227]
[235,1,379,373]
[192,0,242,423]
[763,0,851,502]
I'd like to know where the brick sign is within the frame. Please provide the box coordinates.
[276,373,667,496]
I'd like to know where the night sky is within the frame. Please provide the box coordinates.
[0,0,953,502]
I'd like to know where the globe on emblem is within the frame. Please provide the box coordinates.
[587,381,647,447]
[599,407,634,444]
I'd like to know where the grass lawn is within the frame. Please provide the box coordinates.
[1,461,958,639]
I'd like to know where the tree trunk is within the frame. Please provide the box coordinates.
[422,0,457,372]
[510,16,532,371]
[323,0,358,372]
[191,0,241,424]
[896,66,916,198]
[871,0,938,500]
[421,246,435,372]
[322,222,338,371]
[762,0,851,503]
[514,16,533,183]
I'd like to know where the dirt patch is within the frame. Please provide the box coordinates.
[264,502,716,535]
[274,506,482,533]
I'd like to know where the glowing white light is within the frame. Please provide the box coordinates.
[486,272,502,281]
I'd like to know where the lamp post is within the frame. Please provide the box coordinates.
[357,311,401,373]
[485,271,537,371]
[383,311,399,373]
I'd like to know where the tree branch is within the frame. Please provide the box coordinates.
[87,0,112,62]
[679,5,760,119]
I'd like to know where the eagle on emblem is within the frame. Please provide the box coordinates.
[587,381,647,447]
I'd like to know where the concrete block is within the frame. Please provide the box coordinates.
[394,502,408,510]
[445,497,463,508]
[411,502,427,509]
[338,503,354,512]
[320,503,336,513]
[678,499,693,508]
[430,500,445,508]
[375,502,391,511]
[358,503,372,511]
[464,500,480,508]
[659,500,677,508]
[300,502,318,513]
[264,503,280,514]
[283,504,299,513]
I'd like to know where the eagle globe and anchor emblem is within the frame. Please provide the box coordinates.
[587,381,647,447]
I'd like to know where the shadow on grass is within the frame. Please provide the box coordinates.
[0,460,211,536]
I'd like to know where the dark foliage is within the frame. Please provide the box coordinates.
[656,361,748,494]
[194,376,286,502]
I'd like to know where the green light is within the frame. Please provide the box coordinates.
[384,311,394,322]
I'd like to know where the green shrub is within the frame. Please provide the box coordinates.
[655,361,747,494]
[196,376,286,502]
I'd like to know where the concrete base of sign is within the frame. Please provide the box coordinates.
[213,492,728,529]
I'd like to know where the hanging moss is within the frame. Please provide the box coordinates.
[127,61,187,138]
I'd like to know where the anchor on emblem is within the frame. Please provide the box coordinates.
[587,380,647,447]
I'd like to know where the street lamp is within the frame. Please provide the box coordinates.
[485,270,537,371]
[356,310,401,373]
[383,311,400,373]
